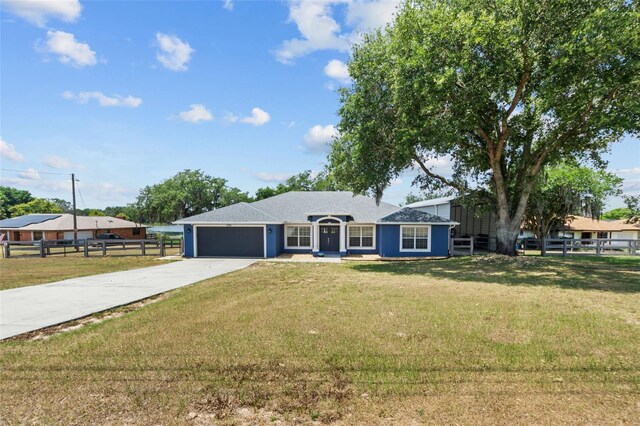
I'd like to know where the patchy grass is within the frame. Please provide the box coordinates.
[0,255,177,290]
[1,256,639,424]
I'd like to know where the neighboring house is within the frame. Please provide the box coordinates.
[560,215,640,240]
[0,214,146,241]
[406,196,506,250]
[174,191,457,258]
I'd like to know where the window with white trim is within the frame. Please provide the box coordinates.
[348,225,374,248]
[286,225,311,247]
[401,226,429,251]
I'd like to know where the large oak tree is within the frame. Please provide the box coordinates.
[329,0,639,255]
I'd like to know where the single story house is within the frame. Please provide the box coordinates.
[560,215,640,240]
[0,214,146,241]
[174,191,458,258]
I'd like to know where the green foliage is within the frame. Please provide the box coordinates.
[87,209,106,217]
[0,186,33,218]
[47,198,73,213]
[524,164,622,237]
[624,195,640,217]
[330,0,639,254]
[601,208,633,220]
[254,170,349,201]
[133,169,252,222]
[8,198,64,217]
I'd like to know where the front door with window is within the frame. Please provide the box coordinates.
[320,226,340,252]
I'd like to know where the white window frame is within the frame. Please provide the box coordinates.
[347,224,376,249]
[284,224,312,249]
[399,225,431,252]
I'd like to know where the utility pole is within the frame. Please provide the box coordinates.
[71,173,78,242]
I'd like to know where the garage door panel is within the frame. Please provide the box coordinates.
[197,227,264,257]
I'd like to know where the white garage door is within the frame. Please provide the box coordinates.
[64,230,94,240]
[611,231,636,240]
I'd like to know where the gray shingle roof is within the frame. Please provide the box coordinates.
[378,208,455,224]
[0,214,61,229]
[174,202,280,223]
[175,191,401,224]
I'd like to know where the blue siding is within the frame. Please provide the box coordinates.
[346,226,381,255]
[310,215,348,222]
[183,224,194,257]
[266,224,282,258]
[378,224,450,257]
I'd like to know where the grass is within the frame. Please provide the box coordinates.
[0,255,177,290]
[1,256,639,424]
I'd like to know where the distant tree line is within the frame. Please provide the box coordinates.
[0,169,347,223]
[2,165,635,229]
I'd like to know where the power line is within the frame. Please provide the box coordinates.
[76,178,87,210]
[1,168,70,176]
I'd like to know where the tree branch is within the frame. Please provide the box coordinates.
[413,155,467,193]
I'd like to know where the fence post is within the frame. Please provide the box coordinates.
[632,240,638,256]
[84,239,89,257]
[5,242,10,258]
[180,237,184,254]
[102,240,107,256]
[541,238,546,256]
[469,236,474,256]
[141,241,146,256]
[40,239,45,258]
[160,239,165,257]
[596,240,601,256]
[562,239,567,257]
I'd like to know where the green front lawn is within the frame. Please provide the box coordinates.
[1,256,638,424]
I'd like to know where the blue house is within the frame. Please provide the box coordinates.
[174,191,457,258]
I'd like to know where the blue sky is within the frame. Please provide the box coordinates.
[0,0,638,210]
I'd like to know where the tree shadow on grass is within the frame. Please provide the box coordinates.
[348,256,640,294]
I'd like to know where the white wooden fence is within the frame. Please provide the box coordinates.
[521,238,639,256]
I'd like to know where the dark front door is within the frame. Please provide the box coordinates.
[320,225,340,252]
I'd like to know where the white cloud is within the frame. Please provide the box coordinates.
[276,1,350,64]
[223,0,233,11]
[615,167,640,176]
[18,168,41,180]
[304,124,338,153]
[224,112,239,124]
[345,0,402,33]
[43,30,97,67]
[43,155,72,169]
[275,0,401,63]
[62,91,142,107]
[155,33,194,71]
[0,137,24,162]
[178,104,214,123]
[255,172,292,183]
[324,59,351,83]
[240,107,271,126]
[2,0,81,27]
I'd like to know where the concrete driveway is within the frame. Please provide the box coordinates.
[0,258,256,340]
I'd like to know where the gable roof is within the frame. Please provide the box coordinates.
[405,195,457,209]
[563,215,637,232]
[0,214,61,229]
[0,214,145,231]
[175,191,401,224]
[378,208,457,224]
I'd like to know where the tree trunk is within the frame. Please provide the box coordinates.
[495,219,521,256]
